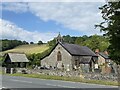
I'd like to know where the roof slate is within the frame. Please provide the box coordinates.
[80,56,92,64]
[61,43,97,56]
[41,42,97,60]
[7,53,29,62]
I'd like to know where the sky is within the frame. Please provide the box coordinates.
[1,2,105,43]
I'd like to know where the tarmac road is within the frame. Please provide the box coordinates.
[1,75,119,90]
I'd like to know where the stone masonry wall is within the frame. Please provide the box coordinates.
[41,44,72,70]
[26,69,118,82]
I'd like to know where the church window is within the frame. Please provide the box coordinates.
[57,51,62,61]
[75,60,78,66]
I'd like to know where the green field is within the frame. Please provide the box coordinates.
[2,44,49,55]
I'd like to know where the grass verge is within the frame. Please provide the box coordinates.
[6,73,119,86]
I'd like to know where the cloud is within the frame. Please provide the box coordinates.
[0,19,57,43]
[2,3,29,13]
[2,2,104,35]
[1,0,106,2]
[28,2,104,35]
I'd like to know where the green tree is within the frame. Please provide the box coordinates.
[75,37,84,46]
[48,39,56,46]
[22,41,29,45]
[38,40,43,45]
[96,2,120,64]
[1,39,27,51]
[82,35,109,51]
[30,42,34,44]
[63,35,77,44]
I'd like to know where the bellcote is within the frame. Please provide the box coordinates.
[56,32,63,43]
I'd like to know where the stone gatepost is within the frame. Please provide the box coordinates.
[4,68,6,74]
[11,68,13,74]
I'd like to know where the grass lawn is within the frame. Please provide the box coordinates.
[7,73,119,86]
[2,44,49,54]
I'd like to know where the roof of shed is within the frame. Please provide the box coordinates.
[6,53,29,62]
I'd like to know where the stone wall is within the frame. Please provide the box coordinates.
[26,69,118,82]
[41,44,72,70]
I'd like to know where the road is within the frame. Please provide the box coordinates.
[1,75,119,90]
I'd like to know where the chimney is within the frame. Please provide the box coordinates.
[104,50,108,55]
[95,49,99,53]
[95,49,99,56]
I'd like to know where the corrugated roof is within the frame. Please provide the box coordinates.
[61,43,97,56]
[7,53,29,62]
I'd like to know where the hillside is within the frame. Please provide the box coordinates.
[2,44,49,55]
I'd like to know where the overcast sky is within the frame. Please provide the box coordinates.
[1,2,105,43]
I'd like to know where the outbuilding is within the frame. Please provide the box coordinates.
[3,53,29,74]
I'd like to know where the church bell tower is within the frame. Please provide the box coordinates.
[56,32,63,43]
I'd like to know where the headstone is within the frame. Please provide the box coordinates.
[80,74,84,79]
[112,63,118,74]
[95,64,98,69]
[66,64,70,71]
[84,64,89,73]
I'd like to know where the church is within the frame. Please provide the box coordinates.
[41,33,98,72]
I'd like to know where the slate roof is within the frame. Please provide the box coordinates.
[41,42,97,60]
[80,56,92,64]
[99,52,109,59]
[60,43,97,56]
[5,53,29,62]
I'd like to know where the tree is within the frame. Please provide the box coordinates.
[48,39,56,46]
[38,40,43,45]
[1,39,27,51]
[63,35,77,44]
[75,37,84,46]
[23,41,29,44]
[96,2,120,64]
[83,35,101,51]
[30,42,34,44]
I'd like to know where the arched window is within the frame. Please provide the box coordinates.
[57,51,62,61]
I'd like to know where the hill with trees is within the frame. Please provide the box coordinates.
[48,34,110,52]
[0,39,29,52]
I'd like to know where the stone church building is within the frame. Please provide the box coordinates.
[41,33,98,72]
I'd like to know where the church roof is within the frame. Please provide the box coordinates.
[4,53,29,63]
[41,42,97,60]
[60,43,97,56]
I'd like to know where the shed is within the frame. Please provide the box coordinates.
[4,53,29,73]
